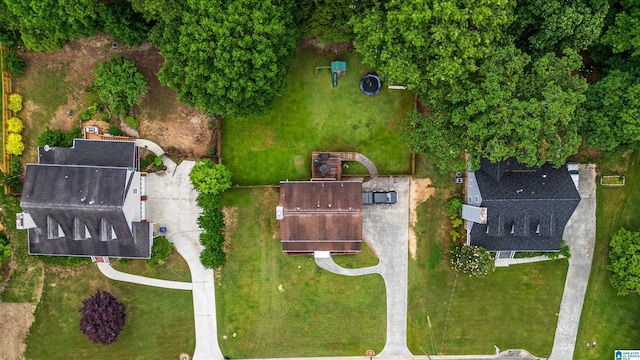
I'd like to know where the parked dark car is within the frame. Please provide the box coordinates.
[362,191,397,205]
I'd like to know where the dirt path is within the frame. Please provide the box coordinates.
[409,178,435,259]
[0,302,36,360]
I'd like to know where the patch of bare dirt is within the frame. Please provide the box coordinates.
[409,178,435,259]
[301,37,354,56]
[17,34,212,157]
[0,302,36,360]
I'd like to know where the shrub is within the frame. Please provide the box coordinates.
[154,155,163,167]
[81,108,93,121]
[608,228,640,295]
[448,245,495,277]
[199,246,226,269]
[146,236,173,267]
[8,93,22,113]
[9,155,22,175]
[6,117,23,133]
[108,126,123,136]
[37,127,82,148]
[0,232,9,266]
[3,52,25,76]
[6,133,23,155]
[124,115,139,128]
[207,146,217,156]
[445,197,463,219]
[79,290,126,345]
[189,159,232,195]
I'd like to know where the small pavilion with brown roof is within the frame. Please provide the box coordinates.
[278,180,363,255]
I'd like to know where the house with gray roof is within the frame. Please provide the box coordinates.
[463,158,581,259]
[17,139,151,259]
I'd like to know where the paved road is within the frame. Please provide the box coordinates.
[549,164,597,360]
[96,262,192,290]
[145,157,224,360]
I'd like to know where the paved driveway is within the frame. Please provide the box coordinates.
[145,159,225,360]
[317,176,412,357]
[549,164,597,360]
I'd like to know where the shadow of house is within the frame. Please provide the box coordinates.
[17,139,152,259]
[463,158,581,259]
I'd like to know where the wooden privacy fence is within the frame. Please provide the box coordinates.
[1,44,12,194]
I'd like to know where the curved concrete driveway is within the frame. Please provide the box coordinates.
[97,262,192,290]
[316,176,411,357]
[144,159,224,360]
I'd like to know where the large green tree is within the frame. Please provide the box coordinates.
[512,0,608,56]
[92,54,148,117]
[0,0,148,51]
[150,0,299,116]
[580,69,640,151]
[351,0,514,94]
[602,0,640,56]
[608,228,640,295]
[404,47,588,170]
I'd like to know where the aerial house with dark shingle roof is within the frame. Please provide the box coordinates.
[17,139,152,259]
[463,158,581,259]
[278,181,363,255]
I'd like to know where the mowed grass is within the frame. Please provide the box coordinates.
[0,193,44,303]
[575,151,640,359]
[111,251,192,283]
[216,188,386,358]
[222,46,414,185]
[25,264,195,360]
[408,189,567,357]
[13,62,74,163]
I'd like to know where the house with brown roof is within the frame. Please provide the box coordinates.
[278,180,363,255]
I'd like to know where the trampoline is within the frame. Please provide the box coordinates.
[360,73,381,96]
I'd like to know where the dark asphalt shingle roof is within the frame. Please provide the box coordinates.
[21,164,150,258]
[38,139,136,169]
[468,159,580,252]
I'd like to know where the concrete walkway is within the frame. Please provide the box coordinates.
[96,262,192,290]
[549,164,597,360]
[355,152,378,176]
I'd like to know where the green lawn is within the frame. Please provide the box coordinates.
[222,46,414,185]
[24,264,195,360]
[216,188,386,358]
[111,251,192,283]
[13,62,74,163]
[0,193,44,303]
[408,189,567,357]
[575,151,640,359]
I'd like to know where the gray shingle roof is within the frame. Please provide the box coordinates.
[468,159,580,252]
[21,164,150,258]
[38,139,136,169]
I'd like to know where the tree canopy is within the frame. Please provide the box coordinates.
[79,290,126,345]
[602,0,640,56]
[92,54,147,117]
[512,0,608,56]
[0,0,149,51]
[351,0,514,94]
[580,69,640,151]
[404,46,587,170]
[150,0,299,116]
[189,159,232,195]
[608,228,640,295]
